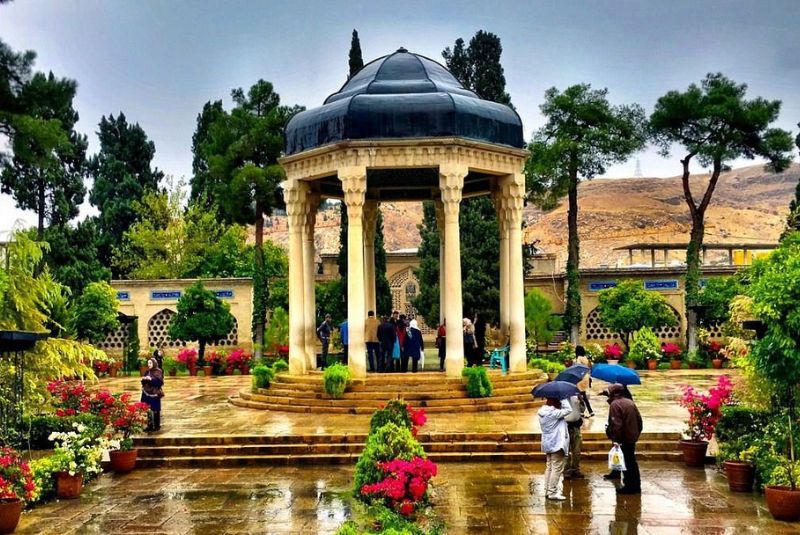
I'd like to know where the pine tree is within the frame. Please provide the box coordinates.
[348,29,363,79]
[785,125,800,237]
[89,113,164,270]
[413,202,441,323]
[189,100,224,208]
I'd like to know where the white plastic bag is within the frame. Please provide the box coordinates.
[608,444,627,472]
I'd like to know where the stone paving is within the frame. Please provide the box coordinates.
[16,461,796,534]
[96,369,731,437]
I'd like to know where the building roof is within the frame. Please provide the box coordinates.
[614,242,779,251]
[284,48,524,155]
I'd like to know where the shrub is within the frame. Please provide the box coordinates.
[462,366,492,398]
[370,401,427,437]
[48,422,107,480]
[0,447,35,503]
[251,365,276,391]
[354,423,425,497]
[685,349,707,368]
[360,457,438,517]
[527,357,565,374]
[716,405,771,464]
[324,363,352,399]
[26,413,105,450]
[336,504,444,535]
[29,451,67,505]
[272,359,289,373]
[662,343,682,360]
[656,362,670,370]
[628,327,661,367]
[679,375,733,441]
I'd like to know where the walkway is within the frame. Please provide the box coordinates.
[15,461,790,534]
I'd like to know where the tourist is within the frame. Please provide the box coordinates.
[474,313,487,366]
[378,315,397,373]
[316,314,333,369]
[436,320,446,371]
[605,383,643,494]
[575,352,595,418]
[365,311,380,373]
[404,319,424,373]
[141,358,164,432]
[339,319,348,365]
[538,397,572,501]
[396,314,408,369]
[463,318,478,366]
[563,393,585,479]
[152,342,165,370]
[390,310,400,326]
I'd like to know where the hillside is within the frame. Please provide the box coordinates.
[261,163,799,268]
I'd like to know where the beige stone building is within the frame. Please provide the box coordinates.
[101,278,253,355]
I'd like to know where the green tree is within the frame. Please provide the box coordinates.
[597,280,677,348]
[374,211,392,315]
[524,289,560,347]
[1,72,87,239]
[196,80,302,357]
[70,281,119,343]
[412,202,440,324]
[442,30,511,105]
[189,100,224,208]
[168,281,234,364]
[89,113,164,270]
[42,219,110,296]
[696,276,742,327]
[348,29,363,79]
[649,73,794,351]
[525,84,647,342]
[784,124,800,237]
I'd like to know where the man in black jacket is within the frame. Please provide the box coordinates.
[605,383,643,494]
[377,316,397,373]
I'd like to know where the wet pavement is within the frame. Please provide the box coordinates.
[96,369,732,437]
[16,461,796,534]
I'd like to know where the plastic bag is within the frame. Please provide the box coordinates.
[608,444,627,472]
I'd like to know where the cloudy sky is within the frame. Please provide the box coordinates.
[1,0,798,231]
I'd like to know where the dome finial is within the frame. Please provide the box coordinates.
[396,47,408,53]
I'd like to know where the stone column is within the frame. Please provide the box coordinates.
[504,174,527,373]
[494,191,510,345]
[363,201,379,315]
[340,167,368,379]
[440,164,467,377]
[303,192,320,370]
[434,200,445,325]
[284,179,308,375]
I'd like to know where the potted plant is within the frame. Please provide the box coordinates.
[137,355,149,376]
[603,343,623,365]
[685,349,706,370]
[677,375,733,467]
[176,348,198,376]
[107,393,150,473]
[720,445,757,493]
[163,356,179,377]
[554,342,575,367]
[49,423,106,499]
[706,340,724,368]
[206,350,225,376]
[662,343,682,369]
[765,457,800,521]
[628,327,659,371]
[225,348,252,375]
[0,448,35,534]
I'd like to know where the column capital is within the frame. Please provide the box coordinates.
[339,166,367,221]
[284,180,310,232]
[439,164,467,216]
[498,174,525,226]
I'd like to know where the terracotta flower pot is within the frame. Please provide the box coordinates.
[202,365,213,377]
[765,485,800,521]
[724,461,755,492]
[168,368,177,377]
[56,472,83,499]
[670,360,682,370]
[188,365,197,376]
[712,359,723,369]
[225,367,234,375]
[679,439,708,467]
[139,366,148,376]
[625,361,637,369]
[0,499,23,534]
[564,359,573,367]
[647,359,658,370]
[109,449,138,474]
[108,366,118,378]
[241,365,250,375]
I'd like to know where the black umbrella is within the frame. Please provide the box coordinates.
[554,364,590,385]
[531,380,580,400]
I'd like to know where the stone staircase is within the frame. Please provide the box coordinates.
[133,431,684,468]
[229,370,548,414]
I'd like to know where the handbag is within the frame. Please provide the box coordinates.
[608,444,627,472]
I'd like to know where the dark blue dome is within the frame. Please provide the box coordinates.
[284,48,524,155]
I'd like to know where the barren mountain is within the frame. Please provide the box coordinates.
[261,163,799,268]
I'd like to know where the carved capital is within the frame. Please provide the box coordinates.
[284,180,310,233]
[340,166,367,222]
[439,164,467,217]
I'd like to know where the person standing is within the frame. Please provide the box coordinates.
[365,311,380,373]
[378,316,397,373]
[606,383,643,494]
[152,342,165,370]
[395,314,408,369]
[563,394,585,479]
[463,318,478,366]
[316,314,333,369]
[339,319,349,365]
[576,354,595,418]
[436,320,447,372]
[474,313,487,366]
[538,397,572,500]
[141,358,164,432]
[404,319,425,373]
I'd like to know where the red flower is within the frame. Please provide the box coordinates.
[399,500,415,517]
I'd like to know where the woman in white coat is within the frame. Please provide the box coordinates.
[538,397,572,500]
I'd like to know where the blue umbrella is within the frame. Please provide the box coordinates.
[531,380,580,400]
[554,364,590,384]
[590,363,641,385]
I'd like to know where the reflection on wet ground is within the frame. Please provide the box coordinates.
[16,461,795,534]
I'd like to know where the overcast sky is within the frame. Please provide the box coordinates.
[1,0,798,232]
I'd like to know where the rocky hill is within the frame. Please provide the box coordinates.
[261,163,799,268]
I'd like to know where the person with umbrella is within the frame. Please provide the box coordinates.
[535,382,576,501]
[605,383,643,494]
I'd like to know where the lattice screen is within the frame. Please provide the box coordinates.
[389,269,435,336]
[147,309,185,348]
[210,317,239,347]
[99,323,130,350]
[584,306,682,343]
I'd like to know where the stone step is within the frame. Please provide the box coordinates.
[240,390,537,408]
[273,370,543,386]
[132,431,682,448]
[229,396,542,414]
[135,450,683,468]
[260,384,537,399]
[134,439,677,459]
